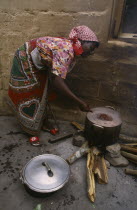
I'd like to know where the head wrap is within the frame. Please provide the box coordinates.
[69,25,98,55]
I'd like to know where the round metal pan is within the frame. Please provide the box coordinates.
[20,154,70,193]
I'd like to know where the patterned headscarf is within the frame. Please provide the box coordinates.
[69,25,98,55]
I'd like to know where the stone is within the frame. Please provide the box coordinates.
[106,143,121,158]
[72,135,86,147]
[105,153,129,167]
[105,143,129,167]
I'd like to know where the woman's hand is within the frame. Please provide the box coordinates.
[51,75,92,112]
[79,101,91,112]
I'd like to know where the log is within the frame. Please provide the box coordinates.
[93,155,108,184]
[121,143,137,146]
[66,141,89,164]
[120,134,137,143]
[87,149,96,202]
[87,147,108,203]
[121,151,137,162]
[48,133,73,143]
[120,145,137,154]
[71,121,84,131]
[125,168,137,176]
[127,158,137,165]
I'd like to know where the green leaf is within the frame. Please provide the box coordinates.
[34,204,42,210]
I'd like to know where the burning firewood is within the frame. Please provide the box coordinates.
[66,141,89,164]
[66,131,108,203]
[93,155,108,184]
[87,148,96,202]
[87,147,108,202]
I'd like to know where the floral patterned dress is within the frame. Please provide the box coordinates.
[8,37,75,135]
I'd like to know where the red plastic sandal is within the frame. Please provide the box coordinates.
[29,136,40,146]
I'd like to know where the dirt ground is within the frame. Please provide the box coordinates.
[0,116,137,210]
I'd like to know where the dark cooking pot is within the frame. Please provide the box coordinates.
[85,106,122,146]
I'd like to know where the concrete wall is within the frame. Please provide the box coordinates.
[0,0,137,135]
[0,0,113,111]
[52,39,137,135]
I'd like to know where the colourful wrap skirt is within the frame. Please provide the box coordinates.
[8,39,49,135]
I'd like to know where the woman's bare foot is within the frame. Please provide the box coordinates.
[42,119,53,131]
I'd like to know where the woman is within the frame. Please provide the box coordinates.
[8,25,99,136]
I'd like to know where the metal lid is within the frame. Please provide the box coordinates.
[21,154,70,193]
[87,107,122,128]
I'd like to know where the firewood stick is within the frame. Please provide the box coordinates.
[127,158,137,165]
[87,149,96,202]
[120,145,137,154]
[120,134,137,143]
[93,155,108,184]
[66,141,89,164]
[121,143,137,146]
[71,121,84,131]
[125,169,137,176]
[121,151,137,162]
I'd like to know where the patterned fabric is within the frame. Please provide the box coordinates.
[8,36,76,135]
[8,39,49,135]
[69,25,98,55]
[36,37,75,79]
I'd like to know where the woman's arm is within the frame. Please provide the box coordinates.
[51,74,90,112]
